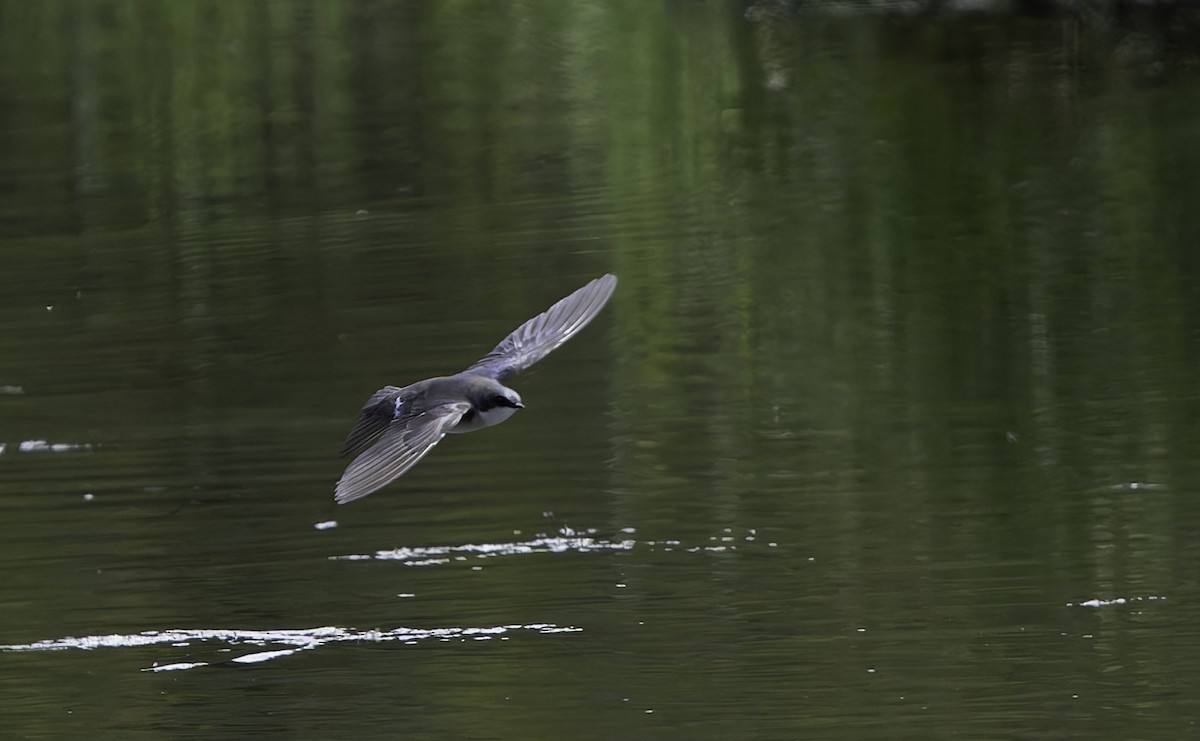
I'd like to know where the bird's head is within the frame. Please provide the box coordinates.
[492,388,524,410]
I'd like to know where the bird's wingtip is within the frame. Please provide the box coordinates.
[592,273,618,295]
[333,483,361,505]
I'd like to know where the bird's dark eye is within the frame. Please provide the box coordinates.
[494,395,513,408]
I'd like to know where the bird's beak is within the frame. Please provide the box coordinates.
[515,401,525,409]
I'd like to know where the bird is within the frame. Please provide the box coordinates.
[334,273,618,504]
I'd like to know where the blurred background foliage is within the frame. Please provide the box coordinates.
[1,2,1199,736]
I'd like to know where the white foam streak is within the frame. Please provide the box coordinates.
[17,440,93,453]
[1068,595,1165,608]
[1,623,582,672]
[333,535,636,566]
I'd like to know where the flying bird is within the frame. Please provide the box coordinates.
[334,273,618,504]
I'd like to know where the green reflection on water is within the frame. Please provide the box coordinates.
[1,1,1200,739]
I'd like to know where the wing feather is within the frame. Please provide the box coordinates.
[338,385,406,458]
[466,274,617,380]
[334,402,470,504]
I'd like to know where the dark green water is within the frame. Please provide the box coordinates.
[2,2,1200,738]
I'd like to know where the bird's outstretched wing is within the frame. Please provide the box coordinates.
[338,385,405,458]
[465,274,617,380]
[334,401,470,504]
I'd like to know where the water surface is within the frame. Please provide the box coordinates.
[2,2,1200,738]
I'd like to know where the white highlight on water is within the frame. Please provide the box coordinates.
[1,624,582,673]
[333,534,638,567]
[1067,595,1165,608]
[328,526,770,567]
[17,440,93,453]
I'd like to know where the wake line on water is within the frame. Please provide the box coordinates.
[0,624,581,672]
[329,526,768,566]
[0,439,94,455]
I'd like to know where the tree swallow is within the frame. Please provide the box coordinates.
[334,273,618,504]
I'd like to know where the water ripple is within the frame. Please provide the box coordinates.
[332,534,637,566]
[1,623,581,672]
[329,527,767,566]
[14,439,94,453]
[1067,595,1167,608]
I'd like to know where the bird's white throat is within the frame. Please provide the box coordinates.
[450,404,518,434]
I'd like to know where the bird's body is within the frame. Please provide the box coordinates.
[442,376,523,434]
[334,274,617,504]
